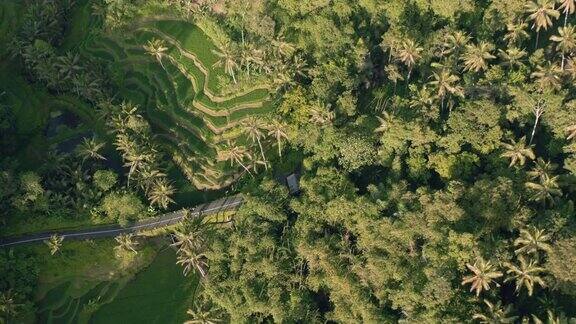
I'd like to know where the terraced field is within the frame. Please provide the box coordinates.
[82,17,277,190]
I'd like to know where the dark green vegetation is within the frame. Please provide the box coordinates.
[2,0,576,323]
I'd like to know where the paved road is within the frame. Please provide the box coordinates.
[0,195,243,248]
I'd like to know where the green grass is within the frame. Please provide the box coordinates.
[60,0,95,52]
[91,249,199,324]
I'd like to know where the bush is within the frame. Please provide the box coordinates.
[101,191,145,225]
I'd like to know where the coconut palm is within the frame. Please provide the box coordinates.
[558,0,576,26]
[384,64,404,93]
[185,300,223,324]
[504,21,531,46]
[143,38,168,67]
[527,158,558,181]
[498,47,528,68]
[531,63,563,90]
[550,25,576,69]
[514,227,553,255]
[374,112,392,133]
[525,175,563,205]
[462,258,503,296]
[462,42,496,72]
[266,119,289,158]
[395,39,423,80]
[410,87,433,112]
[115,233,139,253]
[56,52,83,81]
[441,30,470,57]
[566,124,576,140]
[525,0,561,48]
[217,141,252,174]
[428,68,464,112]
[532,310,576,324]
[176,246,208,277]
[135,167,167,194]
[76,137,106,161]
[123,150,153,184]
[212,42,238,83]
[45,234,64,255]
[473,300,518,324]
[241,117,268,168]
[271,35,295,58]
[500,136,536,167]
[0,290,20,322]
[147,178,176,209]
[309,105,335,126]
[505,256,546,296]
[565,56,576,79]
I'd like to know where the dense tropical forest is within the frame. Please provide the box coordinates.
[1,0,576,323]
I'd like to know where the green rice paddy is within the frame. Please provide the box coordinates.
[80,13,277,189]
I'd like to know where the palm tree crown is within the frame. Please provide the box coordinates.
[115,233,139,253]
[462,258,503,296]
[212,42,239,84]
[462,41,496,72]
[147,178,176,209]
[473,300,518,324]
[500,137,536,167]
[45,234,64,255]
[505,256,546,296]
[514,227,553,255]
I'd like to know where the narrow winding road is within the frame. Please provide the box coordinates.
[0,195,243,248]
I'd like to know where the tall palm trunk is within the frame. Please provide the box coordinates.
[535,31,540,50]
[256,137,267,170]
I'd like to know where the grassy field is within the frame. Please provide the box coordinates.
[91,248,199,324]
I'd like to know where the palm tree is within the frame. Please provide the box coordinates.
[176,246,208,277]
[550,25,576,69]
[76,137,106,161]
[505,256,546,296]
[271,35,295,58]
[514,227,553,255]
[56,53,83,81]
[565,56,576,79]
[45,234,64,255]
[115,233,139,253]
[135,167,167,194]
[558,0,576,26]
[500,136,536,167]
[441,30,470,57]
[148,178,176,209]
[498,47,528,69]
[143,38,168,68]
[525,0,560,48]
[212,42,239,83]
[525,175,563,205]
[527,158,558,181]
[374,112,392,133]
[185,298,223,324]
[566,124,576,140]
[531,63,563,90]
[309,105,335,126]
[462,42,496,72]
[462,258,503,296]
[217,141,252,174]
[241,117,267,168]
[267,119,289,158]
[532,310,576,324]
[395,39,423,80]
[0,290,20,322]
[428,68,464,112]
[384,64,404,93]
[473,300,518,324]
[123,151,153,185]
[504,21,531,46]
